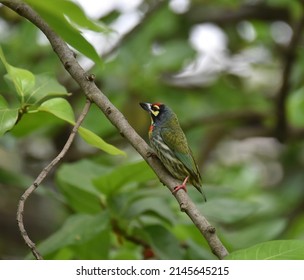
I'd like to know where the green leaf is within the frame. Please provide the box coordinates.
[38,97,75,123]
[287,87,304,127]
[198,198,259,224]
[0,95,19,136]
[0,46,35,101]
[172,223,210,246]
[31,212,110,258]
[143,225,184,260]
[24,0,104,65]
[226,240,304,260]
[57,160,106,196]
[25,73,69,105]
[25,0,108,32]
[11,111,62,137]
[0,47,69,107]
[38,98,125,155]
[224,219,287,250]
[123,196,175,224]
[56,160,108,213]
[185,239,217,260]
[58,180,102,214]
[111,240,141,260]
[78,126,126,156]
[283,213,304,239]
[51,247,74,260]
[93,161,155,195]
[73,228,111,259]
[3,67,35,100]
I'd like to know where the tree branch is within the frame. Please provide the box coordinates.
[183,110,268,132]
[16,99,92,260]
[186,3,290,25]
[101,0,166,59]
[275,12,304,142]
[3,0,228,259]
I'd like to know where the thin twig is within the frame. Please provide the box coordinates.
[16,99,92,260]
[3,1,229,259]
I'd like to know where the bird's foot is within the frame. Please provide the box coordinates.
[172,176,189,194]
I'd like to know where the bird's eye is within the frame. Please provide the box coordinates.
[151,105,159,111]
[151,104,160,116]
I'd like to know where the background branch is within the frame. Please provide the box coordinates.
[183,110,268,132]
[16,99,91,260]
[275,12,304,142]
[186,3,290,25]
[101,0,166,59]
[3,0,228,259]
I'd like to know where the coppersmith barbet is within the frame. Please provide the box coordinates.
[140,102,206,201]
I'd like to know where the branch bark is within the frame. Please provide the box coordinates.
[3,0,229,259]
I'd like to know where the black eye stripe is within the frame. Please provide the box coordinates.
[152,106,159,111]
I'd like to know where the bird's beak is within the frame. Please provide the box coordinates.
[139,102,152,112]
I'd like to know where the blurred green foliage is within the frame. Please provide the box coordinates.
[1,0,304,260]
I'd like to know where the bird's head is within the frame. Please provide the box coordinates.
[140,102,173,125]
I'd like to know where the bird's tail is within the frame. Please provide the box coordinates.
[195,186,207,202]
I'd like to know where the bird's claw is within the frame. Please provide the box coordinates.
[172,185,187,193]
[172,176,189,194]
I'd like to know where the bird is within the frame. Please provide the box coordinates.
[140,102,206,201]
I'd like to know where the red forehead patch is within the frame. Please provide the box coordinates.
[152,102,162,107]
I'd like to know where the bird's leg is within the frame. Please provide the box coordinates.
[172,176,189,193]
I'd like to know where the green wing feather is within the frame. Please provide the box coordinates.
[160,126,200,179]
[160,120,206,201]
